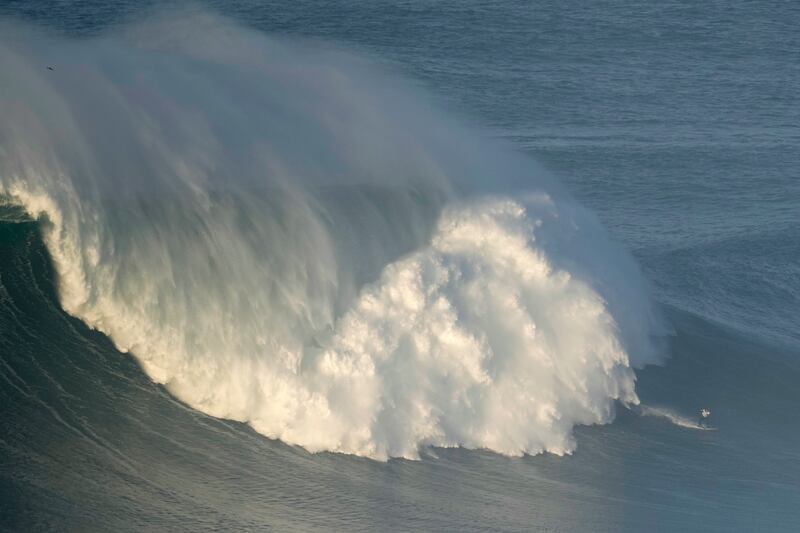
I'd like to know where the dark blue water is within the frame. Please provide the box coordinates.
[1,1,799,531]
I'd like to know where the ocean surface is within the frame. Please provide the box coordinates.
[1,1,798,531]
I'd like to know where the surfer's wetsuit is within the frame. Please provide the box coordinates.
[699,409,711,428]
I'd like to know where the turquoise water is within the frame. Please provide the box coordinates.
[1,1,798,531]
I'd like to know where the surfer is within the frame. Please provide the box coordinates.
[699,408,711,428]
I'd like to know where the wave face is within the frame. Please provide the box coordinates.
[0,13,663,459]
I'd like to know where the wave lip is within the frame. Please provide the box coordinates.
[0,12,665,459]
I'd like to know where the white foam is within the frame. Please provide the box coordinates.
[0,12,665,459]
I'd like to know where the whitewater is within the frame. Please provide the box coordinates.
[0,14,664,460]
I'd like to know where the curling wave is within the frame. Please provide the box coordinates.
[0,12,664,459]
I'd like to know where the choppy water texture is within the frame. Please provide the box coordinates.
[1,1,799,532]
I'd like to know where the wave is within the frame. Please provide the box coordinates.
[0,12,665,459]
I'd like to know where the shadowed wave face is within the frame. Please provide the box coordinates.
[0,12,664,460]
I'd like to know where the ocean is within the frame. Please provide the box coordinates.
[1,1,798,531]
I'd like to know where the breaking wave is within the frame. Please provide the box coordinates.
[0,12,665,459]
